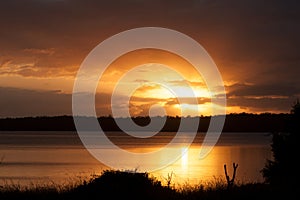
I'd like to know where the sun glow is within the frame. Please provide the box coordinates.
[95,49,224,117]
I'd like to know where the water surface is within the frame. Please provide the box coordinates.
[0,131,272,187]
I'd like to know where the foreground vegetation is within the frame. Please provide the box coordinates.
[0,170,297,200]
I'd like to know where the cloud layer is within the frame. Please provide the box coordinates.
[1,0,300,116]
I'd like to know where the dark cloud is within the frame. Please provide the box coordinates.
[134,84,162,93]
[0,88,123,117]
[164,97,210,106]
[0,87,72,117]
[227,96,296,113]
[227,83,300,97]
[226,82,300,112]
[130,96,167,103]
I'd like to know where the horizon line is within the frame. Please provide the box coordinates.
[0,111,291,119]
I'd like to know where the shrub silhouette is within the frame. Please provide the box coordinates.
[262,100,300,189]
[68,170,176,200]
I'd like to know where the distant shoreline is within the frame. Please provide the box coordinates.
[0,113,291,132]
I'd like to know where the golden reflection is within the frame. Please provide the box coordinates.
[151,146,221,187]
[108,145,221,186]
[181,147,188,171]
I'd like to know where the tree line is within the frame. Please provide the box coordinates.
[0,113,292,132]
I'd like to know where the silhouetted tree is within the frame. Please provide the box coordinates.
[262,100,300,189]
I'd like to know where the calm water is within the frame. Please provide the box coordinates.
[0,131,272,187]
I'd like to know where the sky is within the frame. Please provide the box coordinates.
[1,0,300,117]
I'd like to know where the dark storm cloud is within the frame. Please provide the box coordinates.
[227,96,296,113]
[227,83,300,97]
[226,82,300,112]
[0,87,72,117]
[0,87,122,117]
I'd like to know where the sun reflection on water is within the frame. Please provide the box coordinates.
[181,147,188,171]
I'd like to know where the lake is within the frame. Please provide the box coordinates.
[0,131,272,187]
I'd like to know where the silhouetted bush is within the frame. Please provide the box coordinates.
[262,100,300,190]
[67,170,177,200]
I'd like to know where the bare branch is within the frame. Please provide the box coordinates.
[224,162,238,189]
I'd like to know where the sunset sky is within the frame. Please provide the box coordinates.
[1,0,300,117]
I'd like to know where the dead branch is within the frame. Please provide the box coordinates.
[224,162,238,189]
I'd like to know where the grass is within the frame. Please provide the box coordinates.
[0,170,297,200]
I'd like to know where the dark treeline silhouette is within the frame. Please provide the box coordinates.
[0,113,291,132]
[262,100,300,191]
